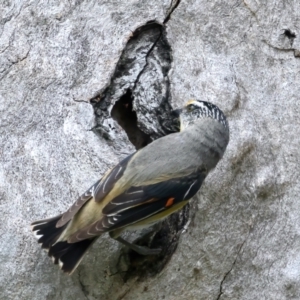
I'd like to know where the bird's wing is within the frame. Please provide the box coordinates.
[56,153,135,228]
[67,167,207,242]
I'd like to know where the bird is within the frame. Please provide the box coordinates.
[31,99,229,275]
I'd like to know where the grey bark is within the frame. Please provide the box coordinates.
[1,0,300,299]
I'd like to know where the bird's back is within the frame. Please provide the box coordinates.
[123,117,229,187]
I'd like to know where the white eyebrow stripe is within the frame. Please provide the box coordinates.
[183,180,197,200]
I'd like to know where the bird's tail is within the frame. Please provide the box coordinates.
[31,215,96,274]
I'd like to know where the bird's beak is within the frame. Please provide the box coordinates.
[171,108,182,119]
[170,108,182,132]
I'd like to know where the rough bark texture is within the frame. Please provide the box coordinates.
[1,0,300,299]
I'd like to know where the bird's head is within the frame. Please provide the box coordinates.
[172,100,228,131]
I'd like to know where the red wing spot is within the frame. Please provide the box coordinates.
[165,197,175,207]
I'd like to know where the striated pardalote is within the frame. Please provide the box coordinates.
[31,100,229,274]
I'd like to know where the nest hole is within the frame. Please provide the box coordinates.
[111,89,152,150]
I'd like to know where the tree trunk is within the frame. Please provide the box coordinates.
[1,0,300,299]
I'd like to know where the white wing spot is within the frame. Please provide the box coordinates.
[58,259,64,269]
[31,221,47,228]
[102,220,109,228]
[183,180,197,200]
[111,197,142,205]
[102,173,111,193]
[125,189,143,195]
[95,222,105,231]
[75,234,84,241]
[87,230,96,236]
[91,185,95,197]
[114,166,122,179]
[33,231,43,239]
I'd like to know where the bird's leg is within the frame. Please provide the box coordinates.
[111,234,161,255]
[116,236,161,255]
[151,221,162,232]
[132,222,163,243]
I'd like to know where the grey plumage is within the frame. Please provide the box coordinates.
[31,99,229,274]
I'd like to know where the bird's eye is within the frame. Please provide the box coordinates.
[187,104,196,112]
